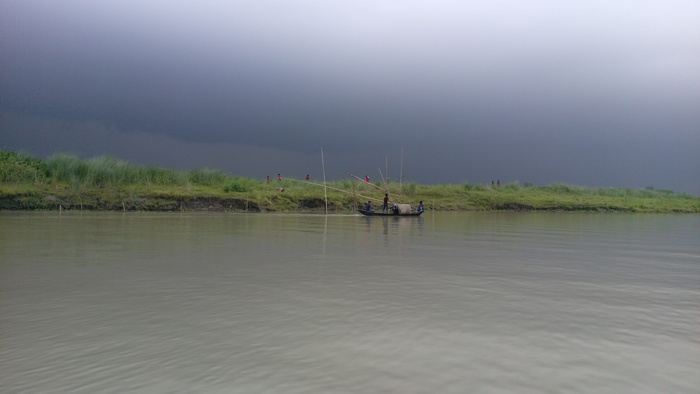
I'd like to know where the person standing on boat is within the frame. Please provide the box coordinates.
[417,201,425,213]
[382,193,389,213]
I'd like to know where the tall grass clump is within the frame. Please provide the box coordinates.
[0,150,49,183]
[84,156,140,186]
[46,154,189,188]
[403,182,417,197]
[501,182,520,191]
[139,166,184,185]
[464,183,488,191]
[46,154,91,187]
[188,168,228,185]
[539,183,583,194]
[337,180,353,190]
[594,187,691,199]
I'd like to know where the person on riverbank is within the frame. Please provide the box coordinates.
[266,176,270,184]
[365,175,370,183]
[382,193,389,213]
[277,174,282,182]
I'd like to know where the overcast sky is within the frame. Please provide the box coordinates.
[2,1,699,194]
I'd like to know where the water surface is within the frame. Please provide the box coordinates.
[1,212,698,393]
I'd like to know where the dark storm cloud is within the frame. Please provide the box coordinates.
[1,1,699,193]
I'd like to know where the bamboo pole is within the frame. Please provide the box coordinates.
[400,146,404,193]
[379,168,387,192]
[345,172,385,192]
[321,147,328,214]
[346,172,404,199]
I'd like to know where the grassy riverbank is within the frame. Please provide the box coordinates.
[1,150,698,213]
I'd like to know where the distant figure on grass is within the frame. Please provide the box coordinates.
[277,174,282,182]
[497,180,501,187]
[382,193,389,213]
[365,175,370,183]
[306,174,310,181]
[416,201,425,213]
[266,176,270,184]
[365,200,374,212]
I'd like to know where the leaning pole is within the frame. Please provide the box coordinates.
[321,147,328,214]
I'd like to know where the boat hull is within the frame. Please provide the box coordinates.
[357,209,423,217]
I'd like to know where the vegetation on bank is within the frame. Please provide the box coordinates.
[1,150,698,213]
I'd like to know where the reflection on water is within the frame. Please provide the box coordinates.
[1,212,699,393]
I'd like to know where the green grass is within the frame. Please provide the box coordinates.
[1,150,698,213]
[0,150,49,183]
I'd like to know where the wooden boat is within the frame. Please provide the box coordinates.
[357,209,423,217]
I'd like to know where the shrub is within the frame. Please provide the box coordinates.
[0,150,48,183]
[224,178,255,193]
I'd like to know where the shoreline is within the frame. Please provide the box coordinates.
[2,193,698,213]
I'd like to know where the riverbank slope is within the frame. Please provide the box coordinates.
[2,151,698,213]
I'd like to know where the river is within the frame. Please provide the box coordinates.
[1,212,698,393]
